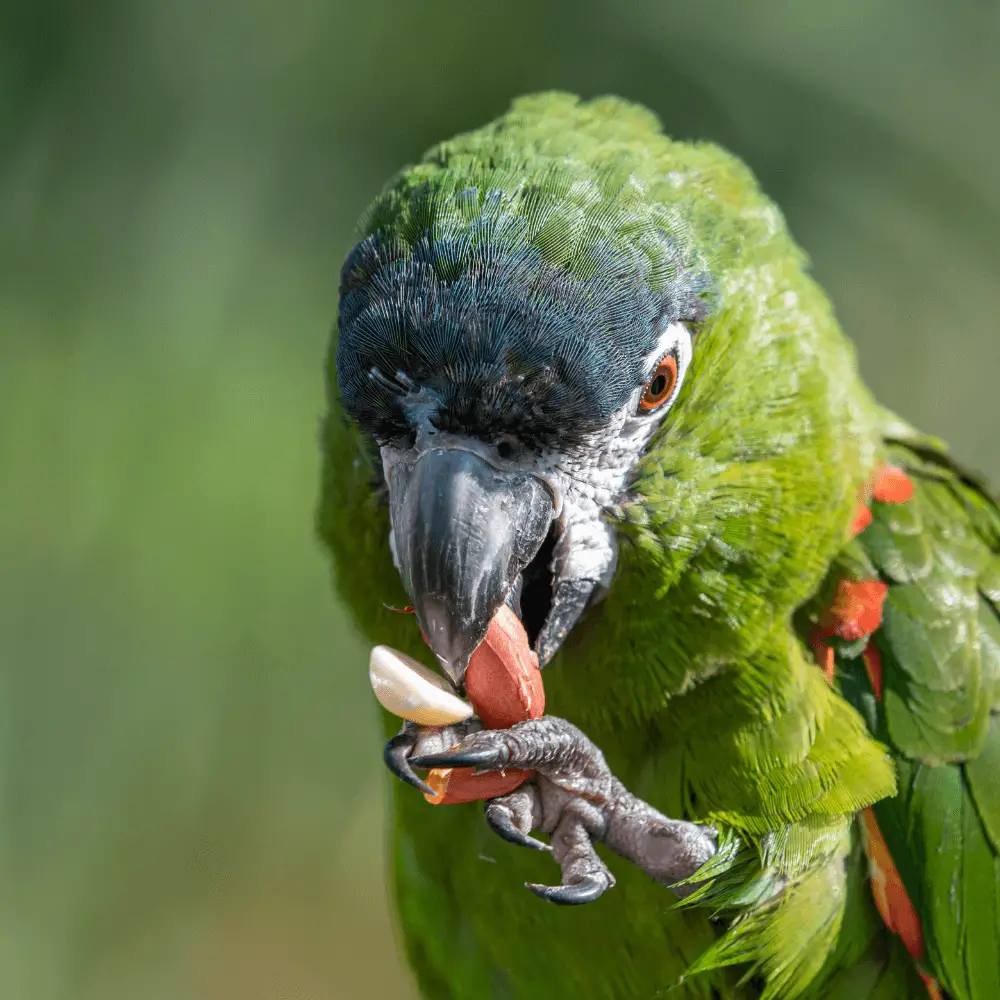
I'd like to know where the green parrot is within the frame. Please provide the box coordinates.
[318,93,1000,1000]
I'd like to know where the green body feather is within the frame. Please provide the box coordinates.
[319,93,999,998]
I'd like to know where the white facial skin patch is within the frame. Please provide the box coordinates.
[541,321,692,593]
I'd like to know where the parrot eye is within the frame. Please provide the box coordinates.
[639,354,679,412]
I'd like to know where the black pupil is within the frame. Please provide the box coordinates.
[649,373,668,398]
[497,440,514,459]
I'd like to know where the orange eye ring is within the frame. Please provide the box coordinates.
[639,354,679,412]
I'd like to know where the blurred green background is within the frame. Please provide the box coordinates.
[1,1,997,997]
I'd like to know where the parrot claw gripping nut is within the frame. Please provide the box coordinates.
[370,615,716,904]
[383,721,484,798]
[370,644,481,796]
[412,717,718,904]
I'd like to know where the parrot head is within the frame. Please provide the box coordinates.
[331,92,872,692]
[337,227,707,683]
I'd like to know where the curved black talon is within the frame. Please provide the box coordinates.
[525,874,611,906]
[384,731,435,797]
[410,745,507,771]
[485,800,551,852]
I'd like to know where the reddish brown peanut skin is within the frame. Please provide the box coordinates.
[424,606,545,805]
[423,767,532,805]
[464,605,545,729]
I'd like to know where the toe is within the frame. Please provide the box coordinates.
[383,730,436,796]
[410,731,512,772]
[525,872,612,905]
[485,794,550,852]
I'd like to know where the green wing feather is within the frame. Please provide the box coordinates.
[824,420,1000,999]
[801,835,928,1000]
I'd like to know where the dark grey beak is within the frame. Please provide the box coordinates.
[388,447,554,685]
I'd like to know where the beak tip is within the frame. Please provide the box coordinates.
[414,596,483,686]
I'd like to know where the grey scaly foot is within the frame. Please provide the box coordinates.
[410,715,717,905]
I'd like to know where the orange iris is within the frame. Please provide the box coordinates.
[639,354,679,411]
